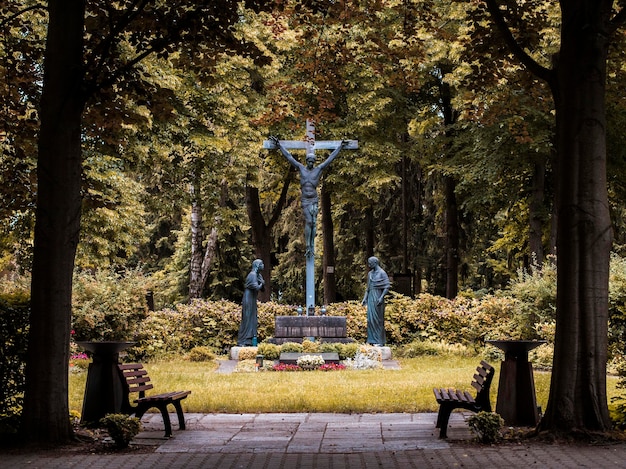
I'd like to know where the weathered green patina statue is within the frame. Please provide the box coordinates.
[362,256,390,345]
[270,135,347,256]
[237,259,265,346]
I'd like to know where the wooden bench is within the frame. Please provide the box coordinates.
[433,360,495,438]
[118,363,191,437]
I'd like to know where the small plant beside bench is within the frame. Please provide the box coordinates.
[433,360,495,438]
[118,363,191,437]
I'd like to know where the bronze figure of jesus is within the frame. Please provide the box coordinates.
[270,136,348,256]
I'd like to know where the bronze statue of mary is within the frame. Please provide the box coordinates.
[237,259,265,346]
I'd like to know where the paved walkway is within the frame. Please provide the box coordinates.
[4,360,626,468]
[4,412,626,468]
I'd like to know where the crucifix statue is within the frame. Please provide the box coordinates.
[264,120,358,314]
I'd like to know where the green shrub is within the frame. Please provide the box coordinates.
[468,411,504,444]
[319,342,340,354]
[395,339,471,358]
[258,342,281,360]
[529,342,554,370]
[72,268,151,341]
[187,346,216,362]
[337,342,359,359]
[280,342,304,353]
[0,289,30,434]
[99,413,141,449]
[327,301,367,343]
[127,299,296,360]
[507,259,557,326]
[302,339,319,353]
[386,294,479,347]
[237,347,259,360]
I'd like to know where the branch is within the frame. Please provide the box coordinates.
[0,4,46,28]
[484,0,552,83]
[609,6,626,35]
[86,0,150,79]
[85,5,237,97]
[268,166,295,230]
[83,0,153,97]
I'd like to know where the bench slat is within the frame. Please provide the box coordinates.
[119,363,145,371]
[126,376,151,386]
[471,381,482,393]
[129,384,154,393]
[136,391,191,403]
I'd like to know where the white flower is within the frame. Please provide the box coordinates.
[343,352,383,370]
[297,354,325,367]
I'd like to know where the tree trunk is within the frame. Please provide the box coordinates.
[246,185,272,302]
[245,169,293,302]
[444,175,459,299]
[321,183,336,304]
[529,158,546,267]
[189,181,204,299]
[438,68,460,299]
[199,226,218,294]
[540,2,613,433]
[21,0,85,445]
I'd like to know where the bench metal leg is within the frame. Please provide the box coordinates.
[134,404,173,437]
[157,405,173,437]
[436,404,454,439]
[173,401,186,430]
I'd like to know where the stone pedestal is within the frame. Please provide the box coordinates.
[486,340,546,426]
[76,341,134,424]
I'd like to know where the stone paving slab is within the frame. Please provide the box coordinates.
[135,412,468,453]
[5,412,626,468]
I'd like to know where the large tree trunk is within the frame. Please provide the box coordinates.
[528,158,546,267]
[321,183,336,304]
[21,0,85,445]
[444,175,459,299]
[438,69,460,299]
[540,2,613,433]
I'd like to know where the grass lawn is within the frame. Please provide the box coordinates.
[69,355,620,415]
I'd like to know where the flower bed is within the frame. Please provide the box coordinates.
[270,362,346,372]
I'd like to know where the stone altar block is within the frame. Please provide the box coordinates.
[270,315,354,344]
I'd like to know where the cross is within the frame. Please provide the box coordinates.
[263,119,358,152]
[263,119,358,315]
